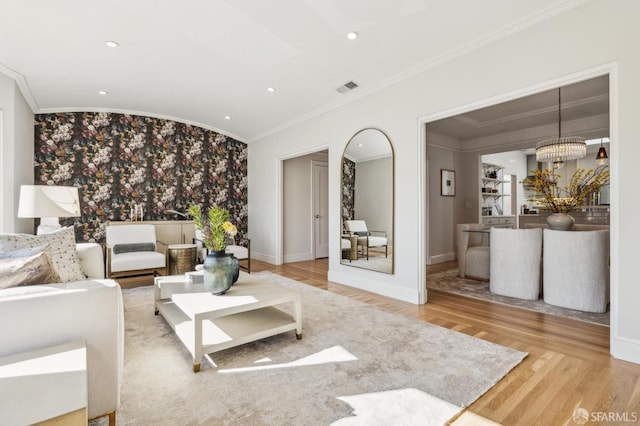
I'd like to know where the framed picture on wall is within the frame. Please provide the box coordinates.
[441,169,456,196]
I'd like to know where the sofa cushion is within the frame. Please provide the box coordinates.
[0,246,60,289]
[0,227,85,283]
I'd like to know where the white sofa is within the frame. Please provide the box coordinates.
[0,242,124,424]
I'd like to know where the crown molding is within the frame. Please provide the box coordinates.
[0,62,39,112]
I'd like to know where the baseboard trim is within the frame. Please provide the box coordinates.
[430,252,456,264]
[611,335,640,364]
[328,269,420,304]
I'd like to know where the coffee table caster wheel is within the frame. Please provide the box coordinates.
[296,333,302,340]
[193,364,201,373]
[154,310,159,315]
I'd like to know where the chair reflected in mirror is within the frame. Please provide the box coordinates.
[344,220,388,260]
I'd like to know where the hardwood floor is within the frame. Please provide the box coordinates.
[252,258,640,425]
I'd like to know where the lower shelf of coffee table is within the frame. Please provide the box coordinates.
[156,299,298,356]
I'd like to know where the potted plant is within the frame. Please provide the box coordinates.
[522,166,610,230]
[188,205,239,294]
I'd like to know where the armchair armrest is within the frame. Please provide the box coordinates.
[76,243,105,279]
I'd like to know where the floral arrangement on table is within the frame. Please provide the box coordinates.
[522,166,610,214]
[188,205,237,252]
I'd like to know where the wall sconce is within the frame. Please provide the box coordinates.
[18,185,81,234]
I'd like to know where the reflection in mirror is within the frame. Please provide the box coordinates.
[340,128,394,274]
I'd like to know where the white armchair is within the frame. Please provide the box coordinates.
[344,220,388,260]
[489,228,542,300]
[105,224,166,279]
[456,223,490,281]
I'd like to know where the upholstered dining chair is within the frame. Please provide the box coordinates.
[344,220,388,260]
[105,224,166,279]
[543,229,609,313]
[489,227,542,300]
[456,223,490,281]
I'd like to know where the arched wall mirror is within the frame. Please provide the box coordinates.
[340,128,394,274]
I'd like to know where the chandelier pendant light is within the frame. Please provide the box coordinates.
[595,138,609,165]
[536,87,586,166]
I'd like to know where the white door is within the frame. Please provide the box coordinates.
[313,162,329,258]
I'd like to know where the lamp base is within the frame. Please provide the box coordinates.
[37,217,61,235]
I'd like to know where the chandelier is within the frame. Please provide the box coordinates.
[536,88,586,166]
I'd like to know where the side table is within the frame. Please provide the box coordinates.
[0,341,87,425]
[167,243,197,275]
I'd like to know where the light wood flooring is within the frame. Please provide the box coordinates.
[251,258,640,425]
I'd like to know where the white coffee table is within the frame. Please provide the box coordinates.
[154,272,302,372]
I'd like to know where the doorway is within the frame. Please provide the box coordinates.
[421,72,612,333]
[282,150,328,263]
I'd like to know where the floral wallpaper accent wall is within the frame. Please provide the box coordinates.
[341,158,356,227]
[34,112,248,245]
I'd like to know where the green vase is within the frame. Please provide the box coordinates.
[203,251,239,294]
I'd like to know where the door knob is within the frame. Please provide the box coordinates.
[315,214,320,219]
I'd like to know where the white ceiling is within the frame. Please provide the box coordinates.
[0,0,588,142]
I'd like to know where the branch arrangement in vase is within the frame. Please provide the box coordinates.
[522,166,610,214]
[188,205,237,252]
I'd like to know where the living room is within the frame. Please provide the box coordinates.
[1,1,640,425]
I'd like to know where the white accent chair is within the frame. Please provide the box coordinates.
[456,223,490,281]
[193,229,251,273]
[543,229,610,313]
[489,228,542,300]
[106,224,166,279]
[344,220,388,260]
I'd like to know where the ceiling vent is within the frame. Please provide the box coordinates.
[337,81,359,94]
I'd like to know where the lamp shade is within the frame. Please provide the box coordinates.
[18,185,81,218]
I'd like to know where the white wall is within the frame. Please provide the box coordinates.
[248,0,640,363]
[283,151,328,262]
[354,156,393,244]
[0,73,33,233]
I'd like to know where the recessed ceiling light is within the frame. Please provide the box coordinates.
[346,31,359,40]
[358,143,363,147]
[224,115,231,120]
[98,90,108,95]
[105,41,119,48]
[267,87,276,92]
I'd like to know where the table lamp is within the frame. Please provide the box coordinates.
[18,185,81,234]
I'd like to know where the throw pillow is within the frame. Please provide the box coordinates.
[112,242,156,255]
[0,245,61,289]
[0,227,86,283]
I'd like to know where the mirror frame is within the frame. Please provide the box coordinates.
[340,127,395,274]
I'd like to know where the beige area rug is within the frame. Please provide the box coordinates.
[427,269,610,326]
[97,271,526,425]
